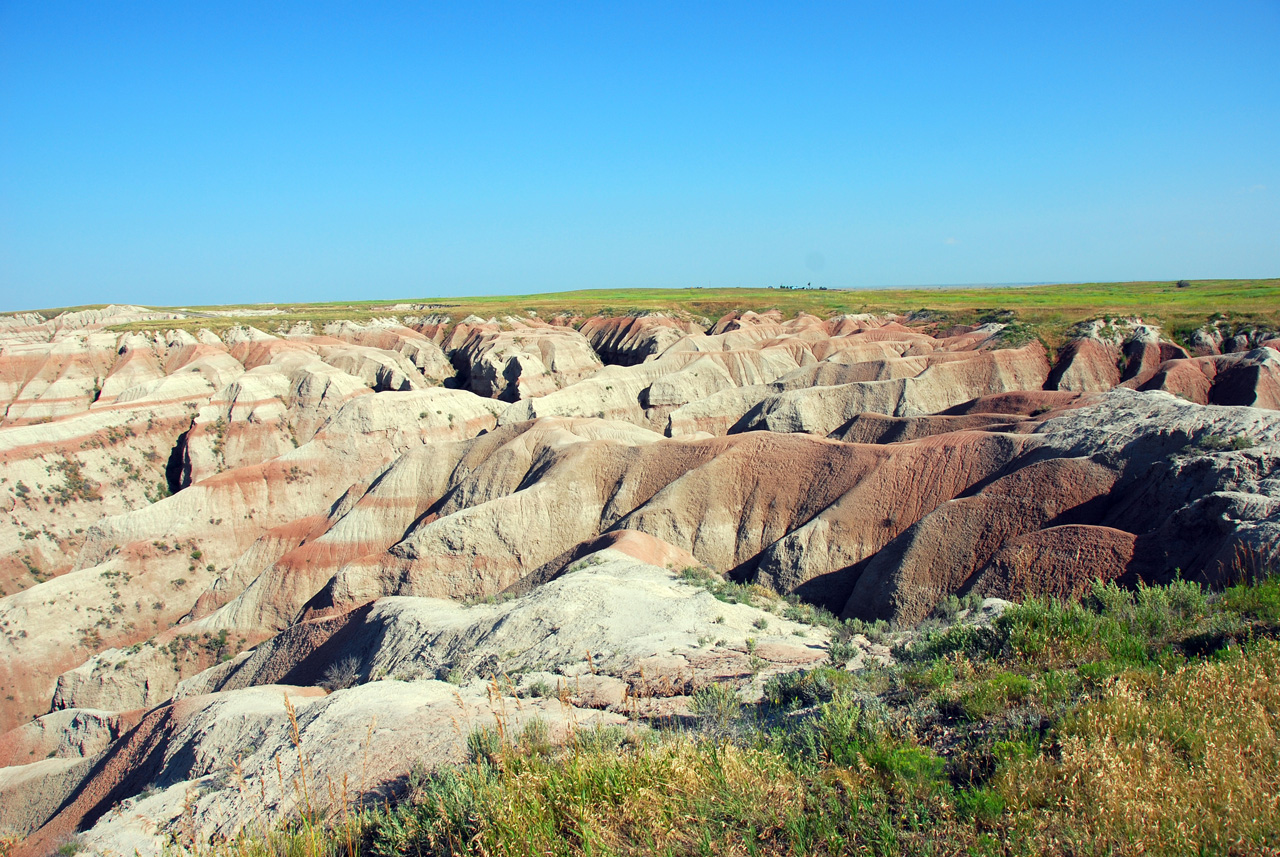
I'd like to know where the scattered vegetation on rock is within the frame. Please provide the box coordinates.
[167,575,1280,857]
[45,456,101,506]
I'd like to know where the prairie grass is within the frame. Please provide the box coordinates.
[182,576,1280,856]
[64,278,1279,353]
[996,644,1280,854]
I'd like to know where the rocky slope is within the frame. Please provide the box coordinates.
[1,303,1278,854]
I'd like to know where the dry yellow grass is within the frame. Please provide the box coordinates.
[386,736,806,857]
[998,641,1280,855]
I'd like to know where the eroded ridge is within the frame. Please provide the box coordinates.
[1,303,1277,853]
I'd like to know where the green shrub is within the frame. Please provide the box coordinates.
[1219,575,1280,623]
[876,745,947,791]
[690,682,741,735]
[781,599,842,629]
[955,786,1006,823]
[906,623,996,663]
[517,718,553,757]
[525,679,554,698]
[828,637,859,665]
[678,566,756,605]
[570,724,630,755]
[1196,433,1254,452]
[903,656,960,691]
[862,618,891,643]
[993,579,1207,669]
[933,593,963,620]
[55,836,86,856]
[958,671,1032,721]
[763,667,852,707]
[809,693,894,768]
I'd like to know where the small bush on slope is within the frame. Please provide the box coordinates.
[320,656,362,692]
[188,577,1280,857]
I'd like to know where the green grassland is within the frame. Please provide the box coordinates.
[14,277,1279,351]
[177,574,1280,857]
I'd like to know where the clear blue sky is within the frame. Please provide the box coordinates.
[1,2,1277,310]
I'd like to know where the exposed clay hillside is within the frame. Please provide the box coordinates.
[1,301,1278,854]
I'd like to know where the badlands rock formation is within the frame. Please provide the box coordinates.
[1,303,1278,853]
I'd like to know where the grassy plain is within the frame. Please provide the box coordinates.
[15,277,1274,350]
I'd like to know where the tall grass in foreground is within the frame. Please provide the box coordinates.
[183,578,1280,856]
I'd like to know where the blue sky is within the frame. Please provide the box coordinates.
[1,1,1277,309]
